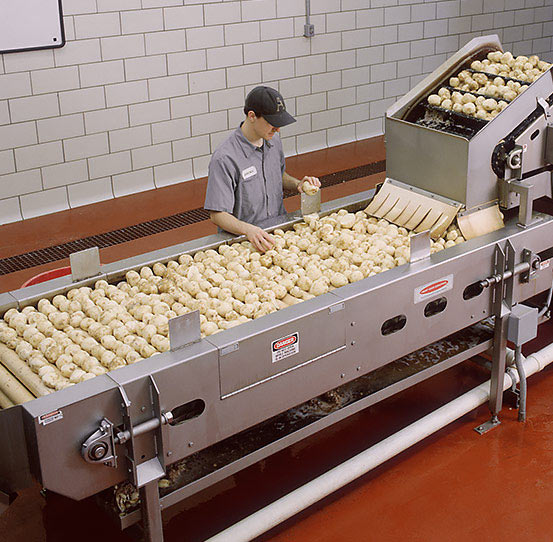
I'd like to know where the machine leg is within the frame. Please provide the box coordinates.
[489,314,508,416]
[475,315,508,435]
[140,480,164,542]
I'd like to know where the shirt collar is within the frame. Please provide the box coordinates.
[235,125,272,159]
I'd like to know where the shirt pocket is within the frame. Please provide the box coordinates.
[237,173,265,219]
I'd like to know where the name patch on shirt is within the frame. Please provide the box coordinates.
[242,166,257,180]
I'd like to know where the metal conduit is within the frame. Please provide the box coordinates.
[205,343,553,542]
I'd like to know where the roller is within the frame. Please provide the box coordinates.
[0,388,14,409]
[0,363,35,404]
[0,344,52,398]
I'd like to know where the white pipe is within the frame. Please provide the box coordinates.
[206,343,553,542]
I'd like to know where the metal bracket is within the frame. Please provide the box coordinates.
[409,230,431,263]
[474,416,501,435]
[70,246,101,282]
[537,96,550,119]
[507,180,534,227]
[81,418,117,468]
[138,375,166,487]
[492,242,514,318]
[220,342,239,356]
[300,190,321,216]
[488,241,515,419]
[520,248,541,283]
[169,310,201,351]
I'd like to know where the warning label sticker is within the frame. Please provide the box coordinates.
[271,332,299,363]
[540,259,551,270]
[38,409,63,426]
[414,274,454,304]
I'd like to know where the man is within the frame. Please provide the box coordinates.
[204,86,320,252]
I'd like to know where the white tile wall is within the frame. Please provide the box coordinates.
[154,159,194,187]
[112,168,154,197]
[0,151,15,176]
[0,0,551,224]
[0,197,23,224]
[20,187,69,219]
[68,177,113,208]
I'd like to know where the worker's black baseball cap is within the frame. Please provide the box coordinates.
[244,86,296,128]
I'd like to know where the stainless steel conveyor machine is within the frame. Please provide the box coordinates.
[1,36,553,541]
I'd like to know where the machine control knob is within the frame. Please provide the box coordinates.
[89,442,109,461]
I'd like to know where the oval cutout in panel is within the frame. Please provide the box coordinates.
[424,297,447,317]
[463,281,484,300]
[530,129,539,141]
[169,399,205,426]
[381,314,407,336]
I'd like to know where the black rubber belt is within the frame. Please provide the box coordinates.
[0,160,385,276]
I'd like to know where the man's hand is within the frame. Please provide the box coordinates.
[297,176,321,193]
[209,211,275,252]
[245,224,274,252]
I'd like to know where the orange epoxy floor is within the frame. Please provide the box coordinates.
[1,136,553,542]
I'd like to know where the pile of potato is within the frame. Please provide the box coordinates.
[0,211,465,399]
[471,51,551,82]
[427,51,551,121]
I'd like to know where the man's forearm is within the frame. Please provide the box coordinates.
[282,171,301,192]
[209,211,252,236]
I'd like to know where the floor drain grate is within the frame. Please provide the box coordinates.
[0,160,385,276]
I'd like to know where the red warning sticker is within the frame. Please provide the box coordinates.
[414,274,453,304]
[272,332,299,363]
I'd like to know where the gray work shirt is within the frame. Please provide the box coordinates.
[204,126,286,226]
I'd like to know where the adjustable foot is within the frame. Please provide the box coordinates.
[474,415,501,435]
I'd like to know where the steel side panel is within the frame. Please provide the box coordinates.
[335,216,553,368]
[107,341,220,470]
[21,374,126,500]
[9,273,108,310]
[209,215,553,434]
[0,293,18,314]
[386,117,470,205]
[207,294,346,397]
[0,405,33,493]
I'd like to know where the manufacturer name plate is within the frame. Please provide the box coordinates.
[414,274,453,304]
[271,332,299,363]
[38,409,63,426]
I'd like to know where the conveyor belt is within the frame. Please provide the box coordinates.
[0,161,385,276]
